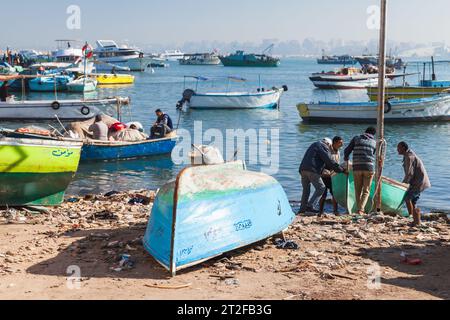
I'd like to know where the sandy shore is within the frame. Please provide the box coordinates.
[1,190,449,300]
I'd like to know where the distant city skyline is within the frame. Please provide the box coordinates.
[2,0,450,54]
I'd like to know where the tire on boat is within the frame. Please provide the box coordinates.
[51,101,61,110]
[384,101,392,114]
[81,106,91,116]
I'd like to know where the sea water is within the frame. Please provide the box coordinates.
[14,58,450,211]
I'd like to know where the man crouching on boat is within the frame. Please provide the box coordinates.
[150,109,174,139]
[299,138,347,215]
[397,141,431,226]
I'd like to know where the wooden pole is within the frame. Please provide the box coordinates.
[375,0,388,212]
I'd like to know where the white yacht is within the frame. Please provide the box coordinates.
[50,40,95,74]
[161,49,185,61]
[94,40,153,72]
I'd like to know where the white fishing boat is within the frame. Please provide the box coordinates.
[177,76,288,110]
[161,49,185,61]
[309,67,395,89]
[94,40,153,72]
[297,94,450,123]
[179,52,221,65]
[0,96,129,121]
[67,77,98,92]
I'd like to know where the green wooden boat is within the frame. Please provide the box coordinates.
[0,137,82,206]
[332,171,409,216]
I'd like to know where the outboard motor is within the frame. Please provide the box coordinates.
[176,89,196,110]
[282,85,288,92]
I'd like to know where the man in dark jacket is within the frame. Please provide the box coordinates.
[344,127,377,214]
[299,138,346,214]
[398,141,431,226]
[150,109,174,139]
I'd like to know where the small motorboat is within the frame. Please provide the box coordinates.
[332,170,409,215]
[177,76,288,110]
[67,76,98,92]
[297,94,450,123]
[29,74,74,92]
[0,136,82,206]
[94,73,135,85]
[143,160,295,275]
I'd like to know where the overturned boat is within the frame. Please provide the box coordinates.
[332,170,409,216]
[143,161,295,275]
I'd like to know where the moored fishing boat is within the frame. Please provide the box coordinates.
[332,170,409,215]
[0,96,129,121]
[0,136,82,206]
[297,94,450,123]
[29,74,74,92]
[177,76,288,109]
[94,73,135,85]
[143,161,295,275]
[309,66,397,89]
[67,76,98,92]
[80,133,178,161]
[179,52,221,65]
[219,50,280,67]
[317,50,357,65]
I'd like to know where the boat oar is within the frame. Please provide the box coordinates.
[54,114,70,136]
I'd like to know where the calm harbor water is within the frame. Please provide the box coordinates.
[10,58,450,211]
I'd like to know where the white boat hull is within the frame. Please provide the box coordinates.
[311,78,380,89]
[95,57,153,72]
[0,98,125,121]
[187,89,283,109]
[297,95,450,123]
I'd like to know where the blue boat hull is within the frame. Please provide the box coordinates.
[81,138,177,161]
[143,161,295,275]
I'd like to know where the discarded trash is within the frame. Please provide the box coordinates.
[275,239,299,250]
[224,279,240,286]
[104,191,121,197]
[119,254,134,269]
[400,252,423,266]
[67,198,79,203]
[145,283,192,290]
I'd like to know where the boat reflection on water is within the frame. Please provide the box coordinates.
[68,155,179,196]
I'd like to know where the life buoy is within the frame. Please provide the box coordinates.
[51,101,60,110]
[81,106,90,115]
[384,101,392,114]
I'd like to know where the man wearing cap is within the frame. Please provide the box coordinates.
[299,138,347,214]
[150,109,174,139]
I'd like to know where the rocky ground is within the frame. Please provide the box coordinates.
[0,190,449,300]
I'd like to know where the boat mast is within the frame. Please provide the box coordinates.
[375,0,388,212]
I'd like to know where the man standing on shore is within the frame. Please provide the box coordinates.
[319,136,344,217]
[344,127,377,215]
[397,142,431,226]
[299,138,346,214]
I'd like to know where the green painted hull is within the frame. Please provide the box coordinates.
[219,57,280,67]
[0,138,82,206]
[332,172,409,216]
[0,172,75,206]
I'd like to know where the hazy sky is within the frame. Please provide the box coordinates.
[2,0,450,48]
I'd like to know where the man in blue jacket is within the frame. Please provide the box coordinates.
[299,138,346,214]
